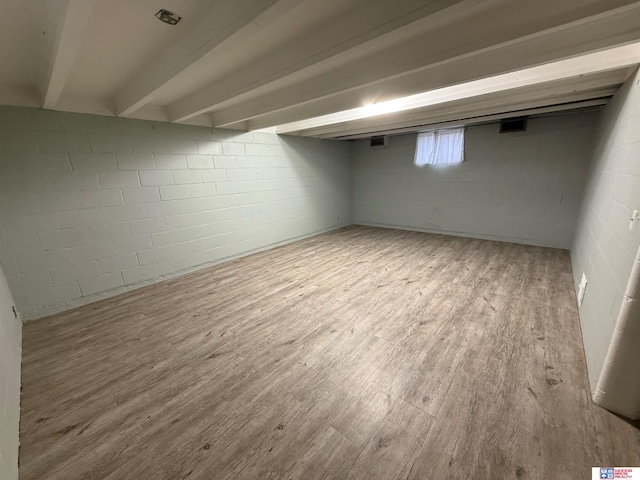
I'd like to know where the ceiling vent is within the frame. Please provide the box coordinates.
[155,9,182,25]
[370,135,388,148]
[500,117,528,133]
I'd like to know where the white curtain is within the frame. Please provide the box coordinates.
[414,127,464,166]
[414,131,436,166]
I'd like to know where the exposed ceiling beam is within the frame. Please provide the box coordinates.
[297,71,624,138]
[333,99,609,140]
[212,1,640,130]
[115,0,302,117]
[309,92,615,139]
[168,0,468,123]
[307,89,617,138]
[42,0,96,110]
[275,51,637,134]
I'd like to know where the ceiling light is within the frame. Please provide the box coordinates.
[155,9,181,25]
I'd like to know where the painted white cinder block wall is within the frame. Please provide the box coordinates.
[352,112,598,249]
[0,263,21,480]
[571,68,640,418]
[0,107,352,320]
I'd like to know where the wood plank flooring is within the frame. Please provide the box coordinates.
[19,226,640,479]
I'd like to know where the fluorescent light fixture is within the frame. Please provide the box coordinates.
[275,42,640,135]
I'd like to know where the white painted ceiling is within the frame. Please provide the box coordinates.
[0,0,639,138]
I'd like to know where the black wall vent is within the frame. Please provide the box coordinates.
[370,135,388,147]
[500,117,528,133]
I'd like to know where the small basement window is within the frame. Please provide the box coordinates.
[414,127,465,166]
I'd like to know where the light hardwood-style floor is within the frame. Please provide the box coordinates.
[20,226,640,479]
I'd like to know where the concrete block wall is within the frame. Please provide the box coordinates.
[352,112,598,249]
[571,67,640,403]
[0,264,21,480]
[0,106,352,320]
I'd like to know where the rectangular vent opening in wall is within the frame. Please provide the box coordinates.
[499,117,528,133]
[370,135,388,148]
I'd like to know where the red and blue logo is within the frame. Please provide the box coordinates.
[599,467,635,479]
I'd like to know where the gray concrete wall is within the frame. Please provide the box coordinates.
[0,263,21,480]
[571,67,640,417]
[352,112,598,249]
[0,107,352,320]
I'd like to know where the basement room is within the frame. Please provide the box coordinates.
[1,0,640,479]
